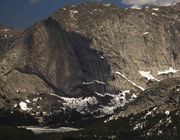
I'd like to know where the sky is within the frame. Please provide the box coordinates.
[0,0,179,29]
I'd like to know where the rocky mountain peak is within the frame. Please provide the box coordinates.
[0,3,179,138]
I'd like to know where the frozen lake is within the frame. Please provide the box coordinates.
[19,126,81,134]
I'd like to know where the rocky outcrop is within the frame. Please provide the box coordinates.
[106,78,180,120]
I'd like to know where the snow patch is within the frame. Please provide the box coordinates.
[69,9,78,18]
[48,89,138,117]
[92,9,103,12]
[61,96,98,113]
[177,87,180,92]
[82,80,105,85]
[158,130,163,135]
[32,97,42,102]
[16,89,20,93]
[104,4,111,7]
[60,90,135,116]
[115,71,145,91]
[14,104,17,108]
[70,10,78,14]
[133,123,143,130]
[152,12,158,16]
[152,8,159,11]
[138,70,159,81]
[94,92,107,97]
[158,67,179,75]
[109,90,130,107]
[131,5,142,10]
[145,111,152,118]
[100,56,104,59]
[25,99,30,103]
[131,93,138,99]
[143,32,149,35]
[98,106,115,115]
[19,102,31,111]
[49,93,62,99]
[96,90,135,116]
[153,107,158,111]
[165,110,170,115]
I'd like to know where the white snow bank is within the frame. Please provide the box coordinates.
[48,87,138,116]
[82,80,105,85]
[165,110,170,115]
[152,12,158,16]
[59,89,137,116]
[19,102,31,111]
[131,5,142,10]
[104,4,111,7]
[143,32,149,35]
[115,71,145,91]
[98,106,115,115]
[158,67,179,75]
[94,90,137,116]
[32,97,42,102]
[152,8,159,11]
[109,90,130,107]
[100,56,104,59]
[138,70,159,81]
[25,99,30,103]
[70,10,78,14]
[14,104,17,108]
[61,96,98,113]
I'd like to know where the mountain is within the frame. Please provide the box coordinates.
[0,2,180,139]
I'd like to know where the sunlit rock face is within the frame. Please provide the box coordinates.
[0,2,179,126]
[51,2,180,93]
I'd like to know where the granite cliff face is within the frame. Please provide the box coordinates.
[51,2,180,91]
[0,2,180,130]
